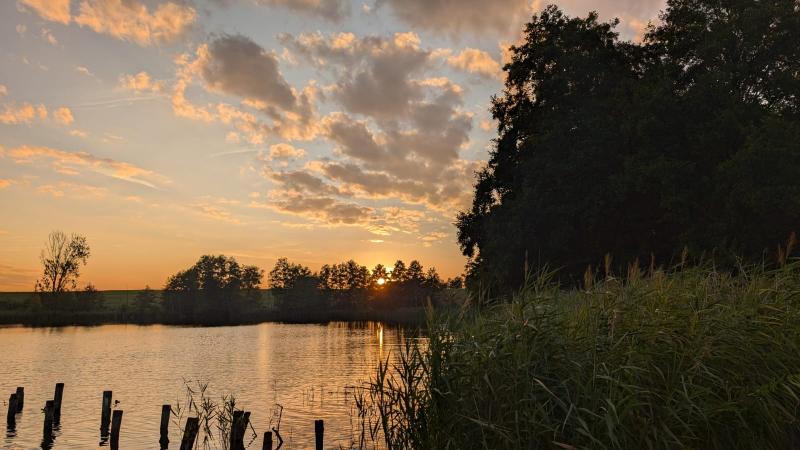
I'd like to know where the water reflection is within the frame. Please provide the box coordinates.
[0,322,412,449]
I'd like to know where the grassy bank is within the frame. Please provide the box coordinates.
[359,264,800,449]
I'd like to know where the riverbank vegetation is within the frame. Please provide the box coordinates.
[359,262,800,449]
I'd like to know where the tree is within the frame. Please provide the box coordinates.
[163,255,262,323]
[268,258,312,289]
[134,285,160,319]
[423,267,444,291]
[407,260,424,283]
[391,260,407,283]
[35,231,90,295]
[370,264,389,288]
[457,3,800,293]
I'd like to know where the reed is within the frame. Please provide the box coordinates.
[358,261,800,449]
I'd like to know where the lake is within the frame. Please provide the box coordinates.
[0,322,410,449]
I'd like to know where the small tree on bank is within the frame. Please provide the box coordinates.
[35,230,90,295]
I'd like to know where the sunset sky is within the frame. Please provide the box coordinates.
[0,0,664,291]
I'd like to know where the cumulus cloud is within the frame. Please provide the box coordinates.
[263,143,306,161]
[0,103,47,124]
[53,107,74,125]
[0,85,8,97]
[74,0,196,46]
[171,36,320,141]
[256,0,349,22]
[119,71,164,93]
[18,0,71,24]
[198,34,296,110]
[41,27,59,46]
[442,48,503,80]
[0,179,13,189]
[1,145,169,189]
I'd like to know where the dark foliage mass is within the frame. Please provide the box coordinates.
[457,0,800,291]
[163,255,263,324]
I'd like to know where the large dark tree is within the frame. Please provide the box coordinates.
[458,2,800,292]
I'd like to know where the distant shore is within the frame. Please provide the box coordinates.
[0,289,460,327]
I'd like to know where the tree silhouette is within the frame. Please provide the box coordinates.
[35,231,90,295]
[458,2,800,292]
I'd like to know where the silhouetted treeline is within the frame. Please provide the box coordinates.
[457,2,800,292]
[269,257,464,313]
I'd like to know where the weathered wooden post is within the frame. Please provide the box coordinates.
[100,391,112,434]
[14,387,24,412]
[230,410,245,450]
[179,417,200,450]
[6,393,17,428]
[262,431,273,450]
[43,400,54,442]
[159,404,171,448]
[314,419,324,450]
[110,410,123,449]
[53,383,65,423]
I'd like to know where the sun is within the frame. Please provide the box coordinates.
[376,277,386,286]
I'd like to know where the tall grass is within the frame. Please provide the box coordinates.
[359,262,800,449]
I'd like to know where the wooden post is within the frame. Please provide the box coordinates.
[100,391,112,433]
[53,383,65,423]
[14,387,23,413]
[110,410,123,449]
[6,393,17,428]
[230,410,244,450]
[314,419,324,450]
[179,417,200,450]
[159,404,171,448]
[43,400,54,442]
[262,431,273,450]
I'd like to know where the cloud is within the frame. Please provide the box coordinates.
[1,145,169,189]
[376,0,534,38]
[69,129,89,138]
[41,27,59,46]
[53,107,74,125]
[120,71,164,93]
[443,48,503,80]
[74,0,196,46]
[18,0,71,24]
[198,34,296,110]
[0,85,7,97]
[37,182,108,198]
[256,0,349,22]
[193,203,241,224]
[257,192,374,225]
[263,143,306,161]
[0,103,47,124]
[0,179,13,189]
[75,66,95,77]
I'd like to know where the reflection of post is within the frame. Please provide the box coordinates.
[100,391,112,440]
[6,393,17,429]
[314,419,324,450]
[110,410,123,450]
[159,404,171,448]
[179,417,200,450]
[43,400,54,443]
[53,383,65,424]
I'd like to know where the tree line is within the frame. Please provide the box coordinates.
[24,231,463,324]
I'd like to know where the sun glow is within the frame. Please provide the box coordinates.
[377,277,386,286]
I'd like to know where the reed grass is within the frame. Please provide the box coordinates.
[358,262,800,449]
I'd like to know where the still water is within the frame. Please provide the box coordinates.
[0,322,407,449]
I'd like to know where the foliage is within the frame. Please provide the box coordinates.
[268,258,312,289]
[163,255,263,323]
[360,263,800,449]
[35,230,91,295]
[457,1,800,291]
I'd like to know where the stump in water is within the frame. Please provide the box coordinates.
[315,419,324,450]
[230,410,251,450]
[110,410,123,450]
[14,387,23,413]
[180,417,200,450]
[159,404,171,448]
[262,431,273,450]
[53,383,65,423]
[100,391,112,435]
[6,393,17,429]
[43,400,54,443]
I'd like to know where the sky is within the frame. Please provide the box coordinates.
[0,0,665,291]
